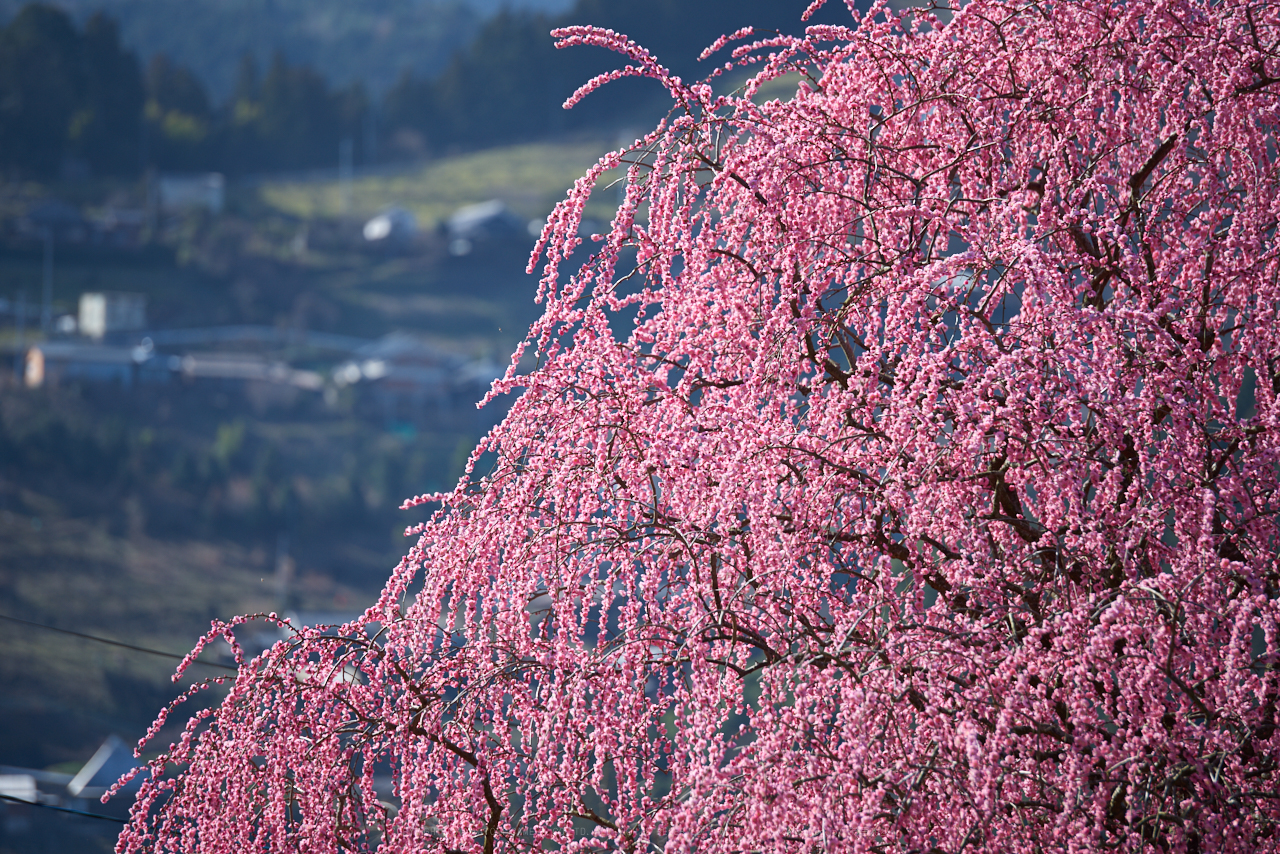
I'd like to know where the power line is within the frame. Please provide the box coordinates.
[0,612,236,672]
[0,792,128,823]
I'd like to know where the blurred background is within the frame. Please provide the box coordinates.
[0,0,855,849]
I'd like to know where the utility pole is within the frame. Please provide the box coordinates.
[363,107,378,168]
[339,137,353,217]
[14,290,26,380]
[41,227,53,334]
[274,530,294,609]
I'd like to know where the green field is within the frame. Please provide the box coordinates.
[251,72,806,228]
[259,139,618,227]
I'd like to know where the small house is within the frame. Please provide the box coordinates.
[79,292,146,339]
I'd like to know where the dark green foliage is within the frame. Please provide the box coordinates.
[147,53,211,118]
[248,53,367,172]
[383,0,856,152]
[0,384,473,579]
[143,49,370,174]
[0,5,89,176]
[9,0,484,100]
[0,4,143,177]
[425,8,562,150]
[0,0,854,178]
[0,5,150,177]
[0,4,373,177]
[73,13,145,175]
[143,54,213,170]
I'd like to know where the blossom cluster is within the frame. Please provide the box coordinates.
[117,1,1280,852]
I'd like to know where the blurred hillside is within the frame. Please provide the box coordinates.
[0,0,850,179]
[0,132,624,800]
[0,0,575,97]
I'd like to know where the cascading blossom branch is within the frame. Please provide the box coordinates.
[116,1,1280,852]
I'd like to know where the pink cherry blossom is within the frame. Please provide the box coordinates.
[116,1,1280,852]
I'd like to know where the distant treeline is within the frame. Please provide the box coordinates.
[0,4,369,178]
[0,0,853,180]
[394,0,854,152]
[0,0,488,101]
[0,6,143,177]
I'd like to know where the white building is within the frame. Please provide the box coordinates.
[78,292,146,339]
